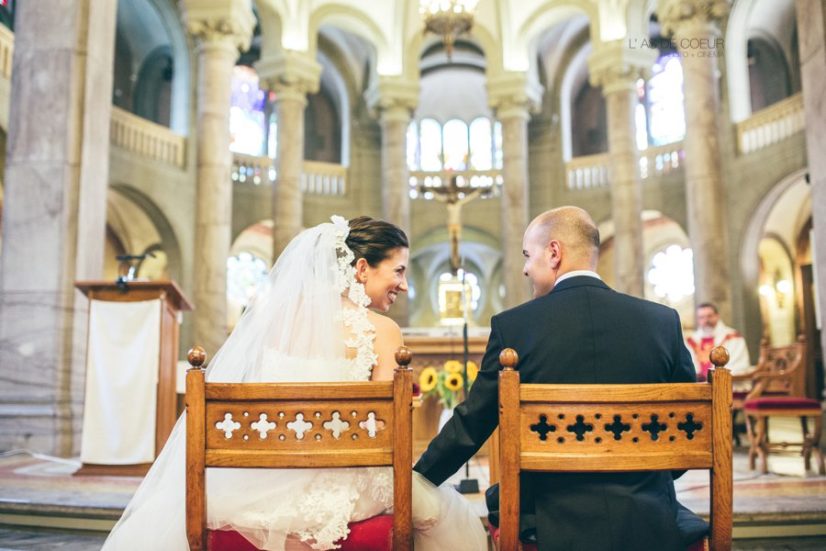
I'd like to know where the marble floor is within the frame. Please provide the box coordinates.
[0,415,823,550]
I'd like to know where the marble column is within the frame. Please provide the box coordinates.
[182,1,254,359]
[0,0,116,454]
[497,101,533,308]
[795,0,826,397]
[658,0,732,320]
[257,52,321,260]
[365,79,418,325]
[589,46,656,297]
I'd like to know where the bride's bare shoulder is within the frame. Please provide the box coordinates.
[366,310,403,341]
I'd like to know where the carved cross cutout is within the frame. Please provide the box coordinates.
[323,411,350,439]
[642,414,667,441]
[605,415,631,440]
[530,414,557,441]
[677,413,703,440]
[566,415,594,441]
[251,413,277,439]
[287,413,313,440]
[359,412,386,438]
[216,413,241,439]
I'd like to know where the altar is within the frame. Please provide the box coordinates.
[402,328,490,457]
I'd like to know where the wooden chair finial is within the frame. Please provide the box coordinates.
[395,346,413,368]
[188,346,207,368]
[709,346,730,368]
[499,348,519,370]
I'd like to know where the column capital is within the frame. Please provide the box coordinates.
[488,72,543,120]
[256,50,322,98]
[657,0,729,39]
[365,77,420,122]
[180,0,255,52]
[588,41,658,95]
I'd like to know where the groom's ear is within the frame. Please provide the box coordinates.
[548,240,562,268]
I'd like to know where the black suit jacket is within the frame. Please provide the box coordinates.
[414,276,699,551]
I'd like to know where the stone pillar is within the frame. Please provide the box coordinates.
[257,52,321,260]
[182,0,254,358]
[796,0,826,397]
[589,44,656,297]
[497,101,532,308]
[489,75,542,307]
[0,0,116,454]
[366,78,419,325]
[658,0,732,320]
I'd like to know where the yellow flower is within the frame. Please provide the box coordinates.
[445,373,464,392]
[444,360,463,373]
[466,361,479,382]
[419,367,438,392]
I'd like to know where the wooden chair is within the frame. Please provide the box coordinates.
[497,347,733,551]
[740,336,824,475]
[185,346,414,551]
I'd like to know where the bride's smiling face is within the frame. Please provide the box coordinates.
[356,247,409,312]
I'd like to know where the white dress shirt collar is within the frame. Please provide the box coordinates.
[555,270,602,285]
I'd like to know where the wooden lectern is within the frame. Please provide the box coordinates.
[74,280,192,476]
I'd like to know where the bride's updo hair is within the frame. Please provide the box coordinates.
[346,216,409,267]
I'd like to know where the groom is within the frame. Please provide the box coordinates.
[414,206,704,551]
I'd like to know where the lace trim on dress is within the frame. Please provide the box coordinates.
[331,215,378,381]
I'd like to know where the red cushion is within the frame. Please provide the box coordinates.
[489,524,706,551]
[208,514,393,551]
[744,397,822,410]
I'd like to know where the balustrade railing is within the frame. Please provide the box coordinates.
[639,142,683,179]
[231,154,347,196]
[565,153,610,190]
[110,106,186,168]
[737,93,804,155]
[408,170,503,199]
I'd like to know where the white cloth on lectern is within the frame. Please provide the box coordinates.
[80,298,161,464]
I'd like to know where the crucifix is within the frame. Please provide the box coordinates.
[422,174,491,274]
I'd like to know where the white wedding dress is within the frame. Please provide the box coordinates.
[102,217,487,551]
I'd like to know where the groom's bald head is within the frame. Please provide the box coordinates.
[527,206,600,267]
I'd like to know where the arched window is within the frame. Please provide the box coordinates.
[646,245,694,303]
[643,53,686,146]
[227,252,269,310]
[443,119,469,170]
[229,66,267,156]
[420,118,443,171]
[469,117,492,170]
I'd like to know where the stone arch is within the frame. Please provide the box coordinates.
[107,184,183,284]
[738,168,809,348]
[517,0,599,74]
[308,4,389,74]
[114,0,190,133]
[726,0,798,122]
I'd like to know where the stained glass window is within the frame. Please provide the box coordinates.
[647,54,685,146]
[229,66,267,156]
[469,117,492,170]
[227,252,269,308]
[420,118,443,171]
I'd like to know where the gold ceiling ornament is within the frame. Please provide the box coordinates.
[419,0,479,60]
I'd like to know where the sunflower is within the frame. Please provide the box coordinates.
[466,361,479,382]
[419,367,438,392]
[444,360,463,373]
[445,372,464,392]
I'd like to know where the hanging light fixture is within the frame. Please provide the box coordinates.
[420,0,479,60]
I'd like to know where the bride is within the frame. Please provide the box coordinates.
[102,215,487,550]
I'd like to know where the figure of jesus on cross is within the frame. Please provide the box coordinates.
[423,174,491,274]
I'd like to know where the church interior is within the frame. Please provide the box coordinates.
[1,0,826,548]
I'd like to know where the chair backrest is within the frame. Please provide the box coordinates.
[497,347,733,551]
[185,346,414,551]
[752,335,806,396]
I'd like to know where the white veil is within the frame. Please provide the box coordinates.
[102,216,377,550]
